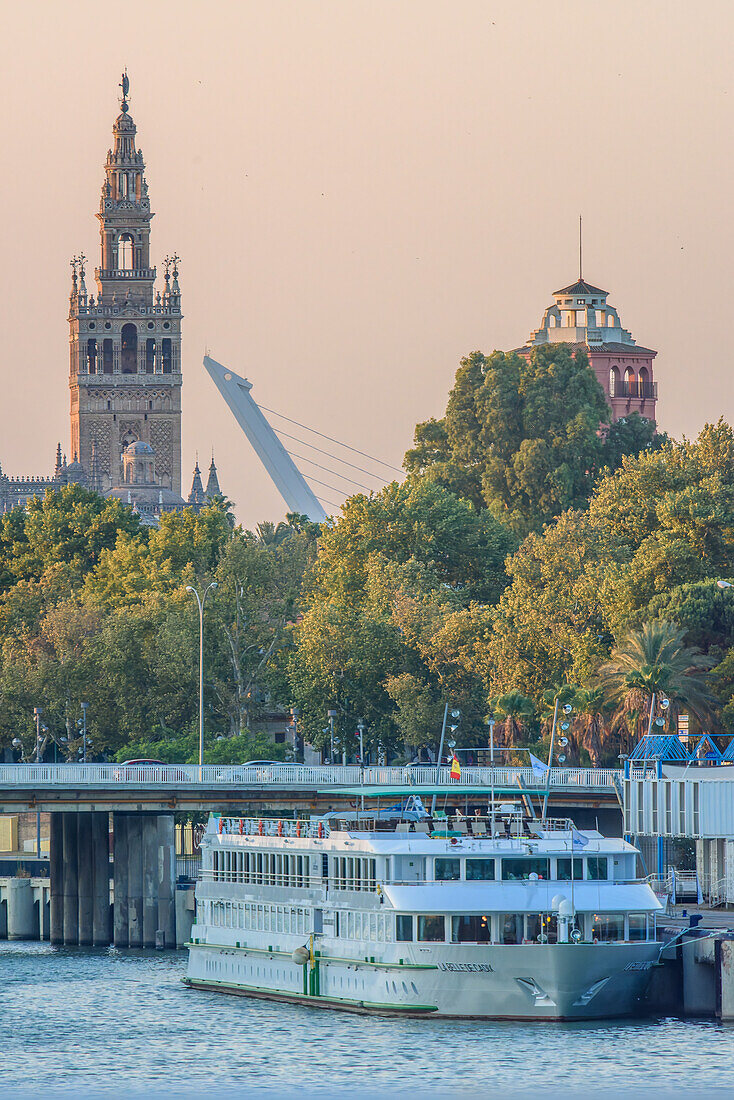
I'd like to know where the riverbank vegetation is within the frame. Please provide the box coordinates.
[1,345,732,765]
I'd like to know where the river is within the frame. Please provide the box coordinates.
[1,941,733,1095]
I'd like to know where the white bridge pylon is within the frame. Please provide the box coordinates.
[203,356,328,522]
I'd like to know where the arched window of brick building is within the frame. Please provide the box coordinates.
[609,366,619,397]
[639,366,649,397]
[87,338,97,374]
[624,367,636,396]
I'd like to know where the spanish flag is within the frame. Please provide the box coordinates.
[450,755,461,780]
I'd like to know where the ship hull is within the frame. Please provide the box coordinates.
[185,940,659,1020]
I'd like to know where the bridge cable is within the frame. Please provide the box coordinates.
[259,404,403,474]
[282,449,376,491]
[273,428,390,481]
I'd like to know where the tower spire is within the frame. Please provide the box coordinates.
[579,214,583,281]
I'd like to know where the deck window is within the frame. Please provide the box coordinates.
[526,914,557,943]
[435,858,460,881]
[396,915,413,942]
[501,858,550,881]
[591,913,624,941]
[500,913,523,944]
[628,914,648,941]
[587,857,609,881]
[556,857,583,880]
[451,915,491,943]
[417,915,445,942]
[465,858,495,881]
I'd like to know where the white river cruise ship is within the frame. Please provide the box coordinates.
[185,807,663,1019]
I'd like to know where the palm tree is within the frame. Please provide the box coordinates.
[575,686,611,767]
[595,620,716,747]
[255,520,293,547]
[493,692,534,748]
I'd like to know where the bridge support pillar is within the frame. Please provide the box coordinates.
[113,813,129,947]
[77,813,93,945]
[92,812,110,945]
[127,815,143,948]
[157,814,176,948]
[49,812,64,944]
[142,815,158,947]
[62,814,78,945]
[7,878,35,940]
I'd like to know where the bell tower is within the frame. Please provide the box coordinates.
[69,72,183,494]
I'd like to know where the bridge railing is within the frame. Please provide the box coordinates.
[0,763,619,789]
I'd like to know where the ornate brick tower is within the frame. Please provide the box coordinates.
[69,73,182,494]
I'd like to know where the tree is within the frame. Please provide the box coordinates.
[285,478,516,756]
[574,687,611,767]
[408,346,614,535]
[477,421,734,709]
[0,485,142,593]
[595,621,716,745]
[492,692,534,748]
[601,413,669,471]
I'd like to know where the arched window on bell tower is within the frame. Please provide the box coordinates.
[87,338,97,374]
[118,233,134,271]
[121,323,138,374]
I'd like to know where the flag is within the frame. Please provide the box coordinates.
[572,828,589,850]
[529,752,549,778]
[450,755,461,780]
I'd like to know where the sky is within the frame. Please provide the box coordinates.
[1,0,733,527]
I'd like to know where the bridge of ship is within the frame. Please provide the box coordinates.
[0,763,621,813]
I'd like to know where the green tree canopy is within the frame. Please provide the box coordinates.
[405,345,654,535]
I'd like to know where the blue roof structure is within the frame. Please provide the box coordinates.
[629,735,690,762]
[631,733,731,764]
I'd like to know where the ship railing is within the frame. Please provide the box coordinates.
[196,869,657,890]
[213,814,581,840]
[216,817,332,839]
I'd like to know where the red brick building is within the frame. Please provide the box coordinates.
[517,278,657,423]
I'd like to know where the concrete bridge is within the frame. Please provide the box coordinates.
[0,763,621,950]
[0,763,620,813]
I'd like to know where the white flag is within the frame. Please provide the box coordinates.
[529,753,549,778]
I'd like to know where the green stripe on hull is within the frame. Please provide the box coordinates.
[182,976,438,1014]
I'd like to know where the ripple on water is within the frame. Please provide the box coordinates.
[0,942,733,1093]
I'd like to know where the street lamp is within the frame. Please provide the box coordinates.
[327,709,338,765]
[80,702,88,763]
[186,582,218,774]
[356,718,366,764]
[33,708,42,763]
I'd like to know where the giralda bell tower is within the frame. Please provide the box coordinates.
[69,73,182,495]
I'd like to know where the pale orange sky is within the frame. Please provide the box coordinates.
[1,0,733,526]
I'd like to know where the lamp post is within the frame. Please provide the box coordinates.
[356,718,366,764]
[327,709,339,765]
[486,714,496,830]
[80,702,88,763]
[431,707,459,815]
[186,582,218,775]
[34,707,42,763]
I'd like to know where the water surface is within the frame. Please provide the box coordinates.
[0,942,732,1095]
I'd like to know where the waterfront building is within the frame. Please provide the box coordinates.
[518,276,658,423]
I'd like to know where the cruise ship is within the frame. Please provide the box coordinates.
[184,806,663,1019]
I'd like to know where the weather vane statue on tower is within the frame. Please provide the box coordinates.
[119,69,130,112]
